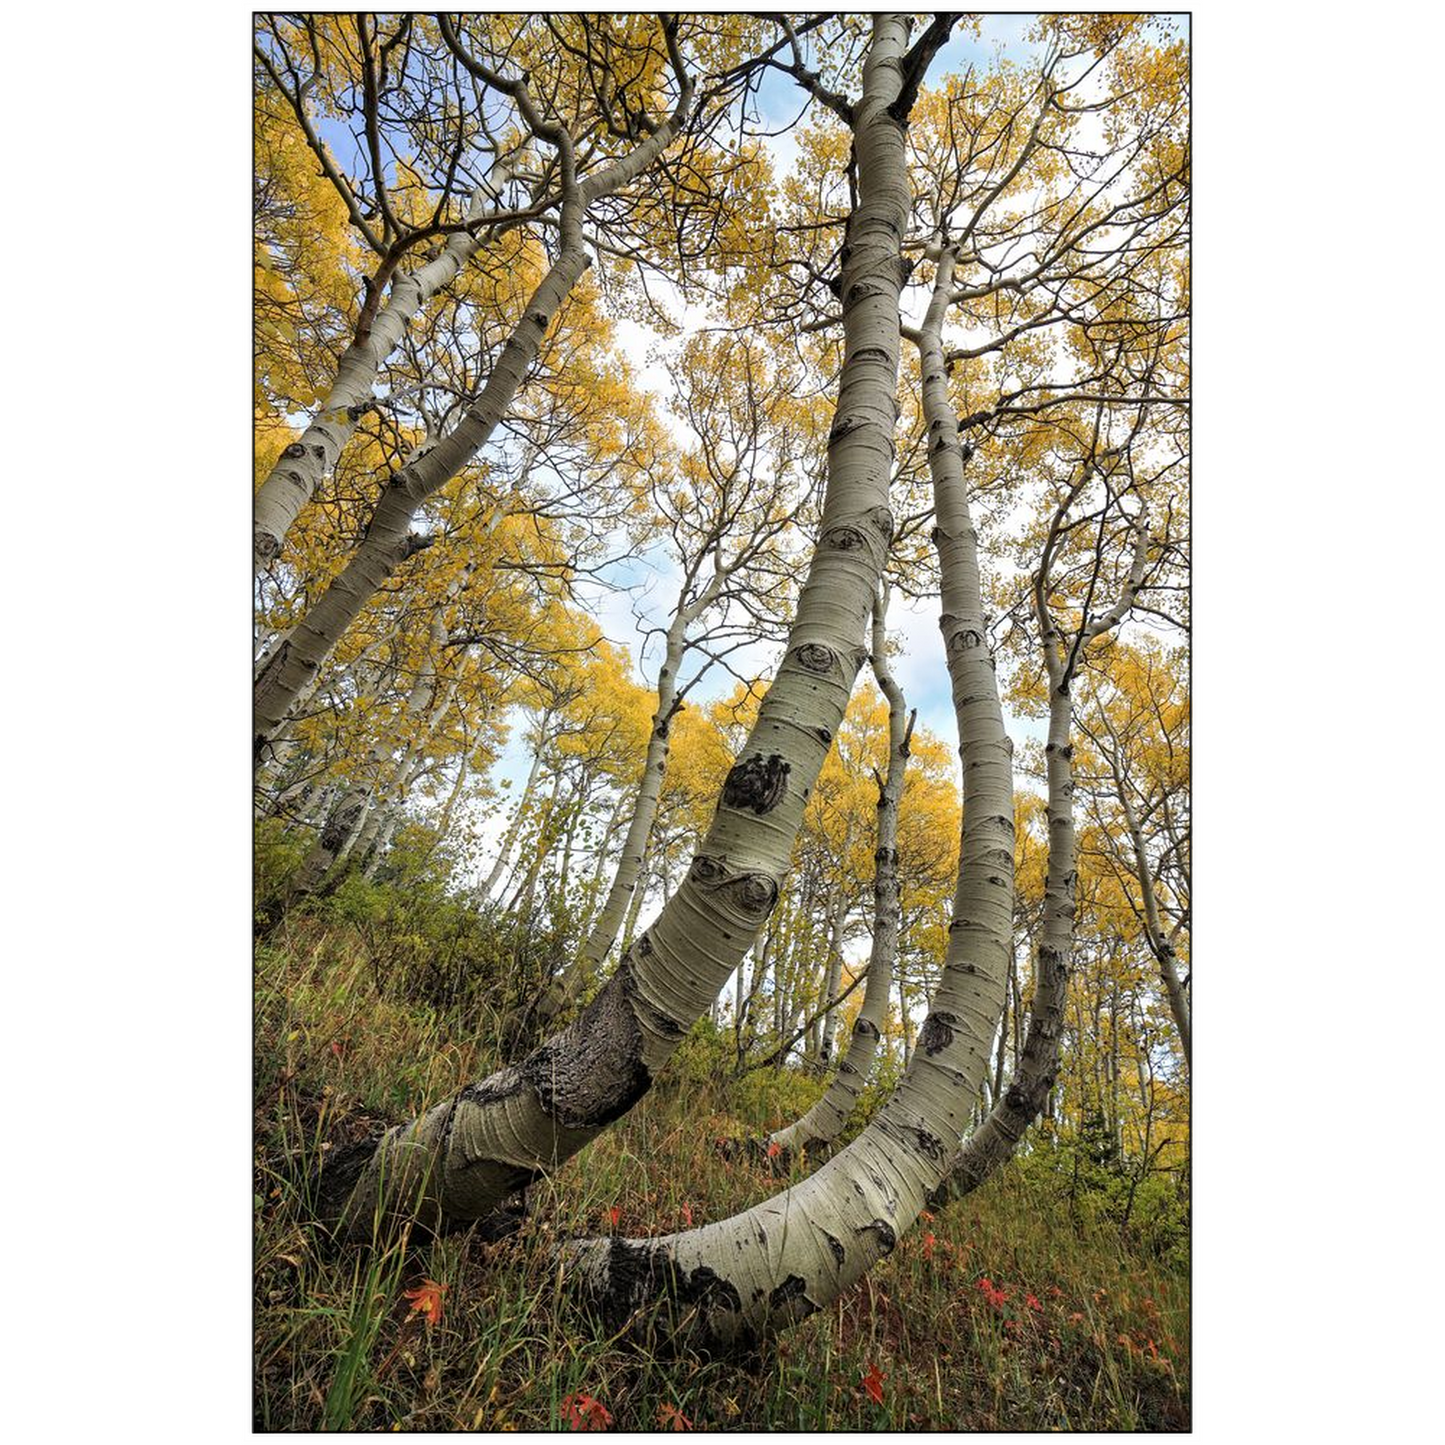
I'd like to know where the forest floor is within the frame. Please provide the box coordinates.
[254,923,1190,1432]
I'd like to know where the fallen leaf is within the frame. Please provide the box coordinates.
[560,1392,612,1431]
[657,1402,693,1431]
[861,1362,886,1405]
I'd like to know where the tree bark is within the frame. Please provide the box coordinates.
[253,159,518,563]
[328,13,913,1243]
[254,79,695,760]
[556,18,1013,1350]
[288,786,370,902]
[768,587,911,1157]
[932,474,1150,1208]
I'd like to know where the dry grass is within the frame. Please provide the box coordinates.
[255,925,1189,1431]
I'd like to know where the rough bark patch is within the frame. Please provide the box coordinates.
[457,1068,527,1110]
[315,1131,385,1223]
[917,1010,959,1056]
[519,965,652,1130]
[857,1218,897,1255]
[595,1239,746,1344]
[722,754,791,815]
[445,1189,529,1243]
[767,1273,818,1325]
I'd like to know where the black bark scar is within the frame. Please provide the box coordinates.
[722,753,791,815]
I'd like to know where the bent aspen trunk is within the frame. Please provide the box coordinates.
[552,20,1016,1350]
[327,15,914,1243]
[933,499,1151,1208]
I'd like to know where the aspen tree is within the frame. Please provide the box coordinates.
[766,584,912,1157]
[933,435,1153,1208]
[326,11,947,1245]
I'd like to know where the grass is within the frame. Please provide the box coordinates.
[255,921,1190,1431]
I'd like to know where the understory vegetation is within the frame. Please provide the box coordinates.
[255,898,1189,1432]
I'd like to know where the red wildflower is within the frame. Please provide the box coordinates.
[860,1363,886,1405]
[402,1279,447,1327]
[561,1393,612,1431]
[1026,1294,1042,1311]
[766,1141,782,1159]
[922,1233,936,1261]
[681,1203,694,1228]
[607,1205,621,1232]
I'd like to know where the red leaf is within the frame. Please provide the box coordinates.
[561,1393,612,1431]
[861,1362,885,1405]
[657,1402,693,1431]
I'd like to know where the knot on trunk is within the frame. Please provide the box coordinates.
[857,1218,896,1255]
[722,754,790,815]
[688,856,780,920]
[822,523,868,552]
[864,504,894,542]
[917,1010,958,1056]
[792,641,838,676]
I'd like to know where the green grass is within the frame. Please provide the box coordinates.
[255,922,1190,1431]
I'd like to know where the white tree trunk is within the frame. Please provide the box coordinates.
[289,786,370,901]
[254,160,519,563]
[933,486,1150,1207]
[328,16,913,1241]
[255,93,695,759]
[768,588,910,1156]
[552,19,1013,1349]
[579,620,685,970]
